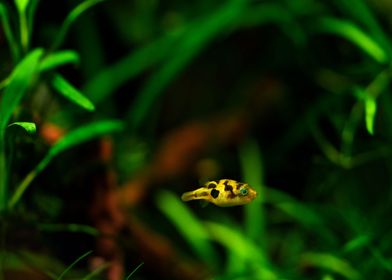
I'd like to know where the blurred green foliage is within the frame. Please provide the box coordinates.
[1,0,392,279]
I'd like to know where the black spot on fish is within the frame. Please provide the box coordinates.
[210,189,220,199]
[236,183,244,190]
[224,180,236,198]
[207,182,217,189]
[224,181,233,192]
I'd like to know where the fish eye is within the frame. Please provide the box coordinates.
[239,188,248,196]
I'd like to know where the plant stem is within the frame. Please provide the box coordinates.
[7,169,37,209]
[19,10,29,52]
[0,141,6,211]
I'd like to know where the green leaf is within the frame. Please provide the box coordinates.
[0,3,19,61]
[239,139,265,244]
[48,120,123,161]
[0,48,43,210]
[39,50,80,72]
[240,3,306,46]
[83,32,180,103]
[57,250,93,280]
[51,0,105,50]
[124,262,144,280]
[156,190,218,265]
[14,0,30,13]
[8,122,36,134]
[300,252,360,280]
[343,235,371,253]
[127,0,246,131]
[8,120,124,209]
[317,17,388,64]
[365,95,377,135]
[331,0,392,56]
[354,87,378,135]
[38,223,99,236]
[51,74,95,111]
[204,221,277,279]
[0,48,43,135]
[204,221,264,262]
[82,263,110,280]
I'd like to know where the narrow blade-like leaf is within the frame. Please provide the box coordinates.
[0,3,19,61]
[39,50,80,72]
[317,17,388,64]
[57,250,93,280]
[51,0,105,50]
[14,0,30,13]
[156,190,218,265]
[124,262,144,280]
[51,74,95,111]
[365,95,377,135]
[0,48,42,210]
[300,252,360,280]
[0,48,43,134]
[48,120,123,159]
[8,120,124,209]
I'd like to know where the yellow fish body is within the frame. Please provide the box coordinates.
[181,179,257,207]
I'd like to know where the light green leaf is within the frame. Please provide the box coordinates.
[301,252,360,280]
[365,95,377,135]
[39,50,80,72]
[0,48,43,135]
[317,17,388,64]
[8,122,36,134]
[48,120,123,159]
[354,87,378,135]
[156,190,218,265]
[8,120,124,209]
[204,221,264,262]
[51,74,95,111]
[204,221,277,279]
[14,0,30,13]
[52,0,105,50]
[239,139,265,244]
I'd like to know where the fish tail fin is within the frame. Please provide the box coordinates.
[181,191,195,202]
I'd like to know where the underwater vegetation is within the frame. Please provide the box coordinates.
[1,0,392,279]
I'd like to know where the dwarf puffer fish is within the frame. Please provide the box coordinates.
[181,179,257,207]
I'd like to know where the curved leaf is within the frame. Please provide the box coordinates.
[57,250,93,280]
[0,48,43,134]
[317,17,388,64]
[51,0,105,50]
[8,122,36,134]
[156,190,218,265]
[0,48,43,210]
[39,50,80,72]
[8,120,124,209]
[51,74,95,111]
[300,252,360,280]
